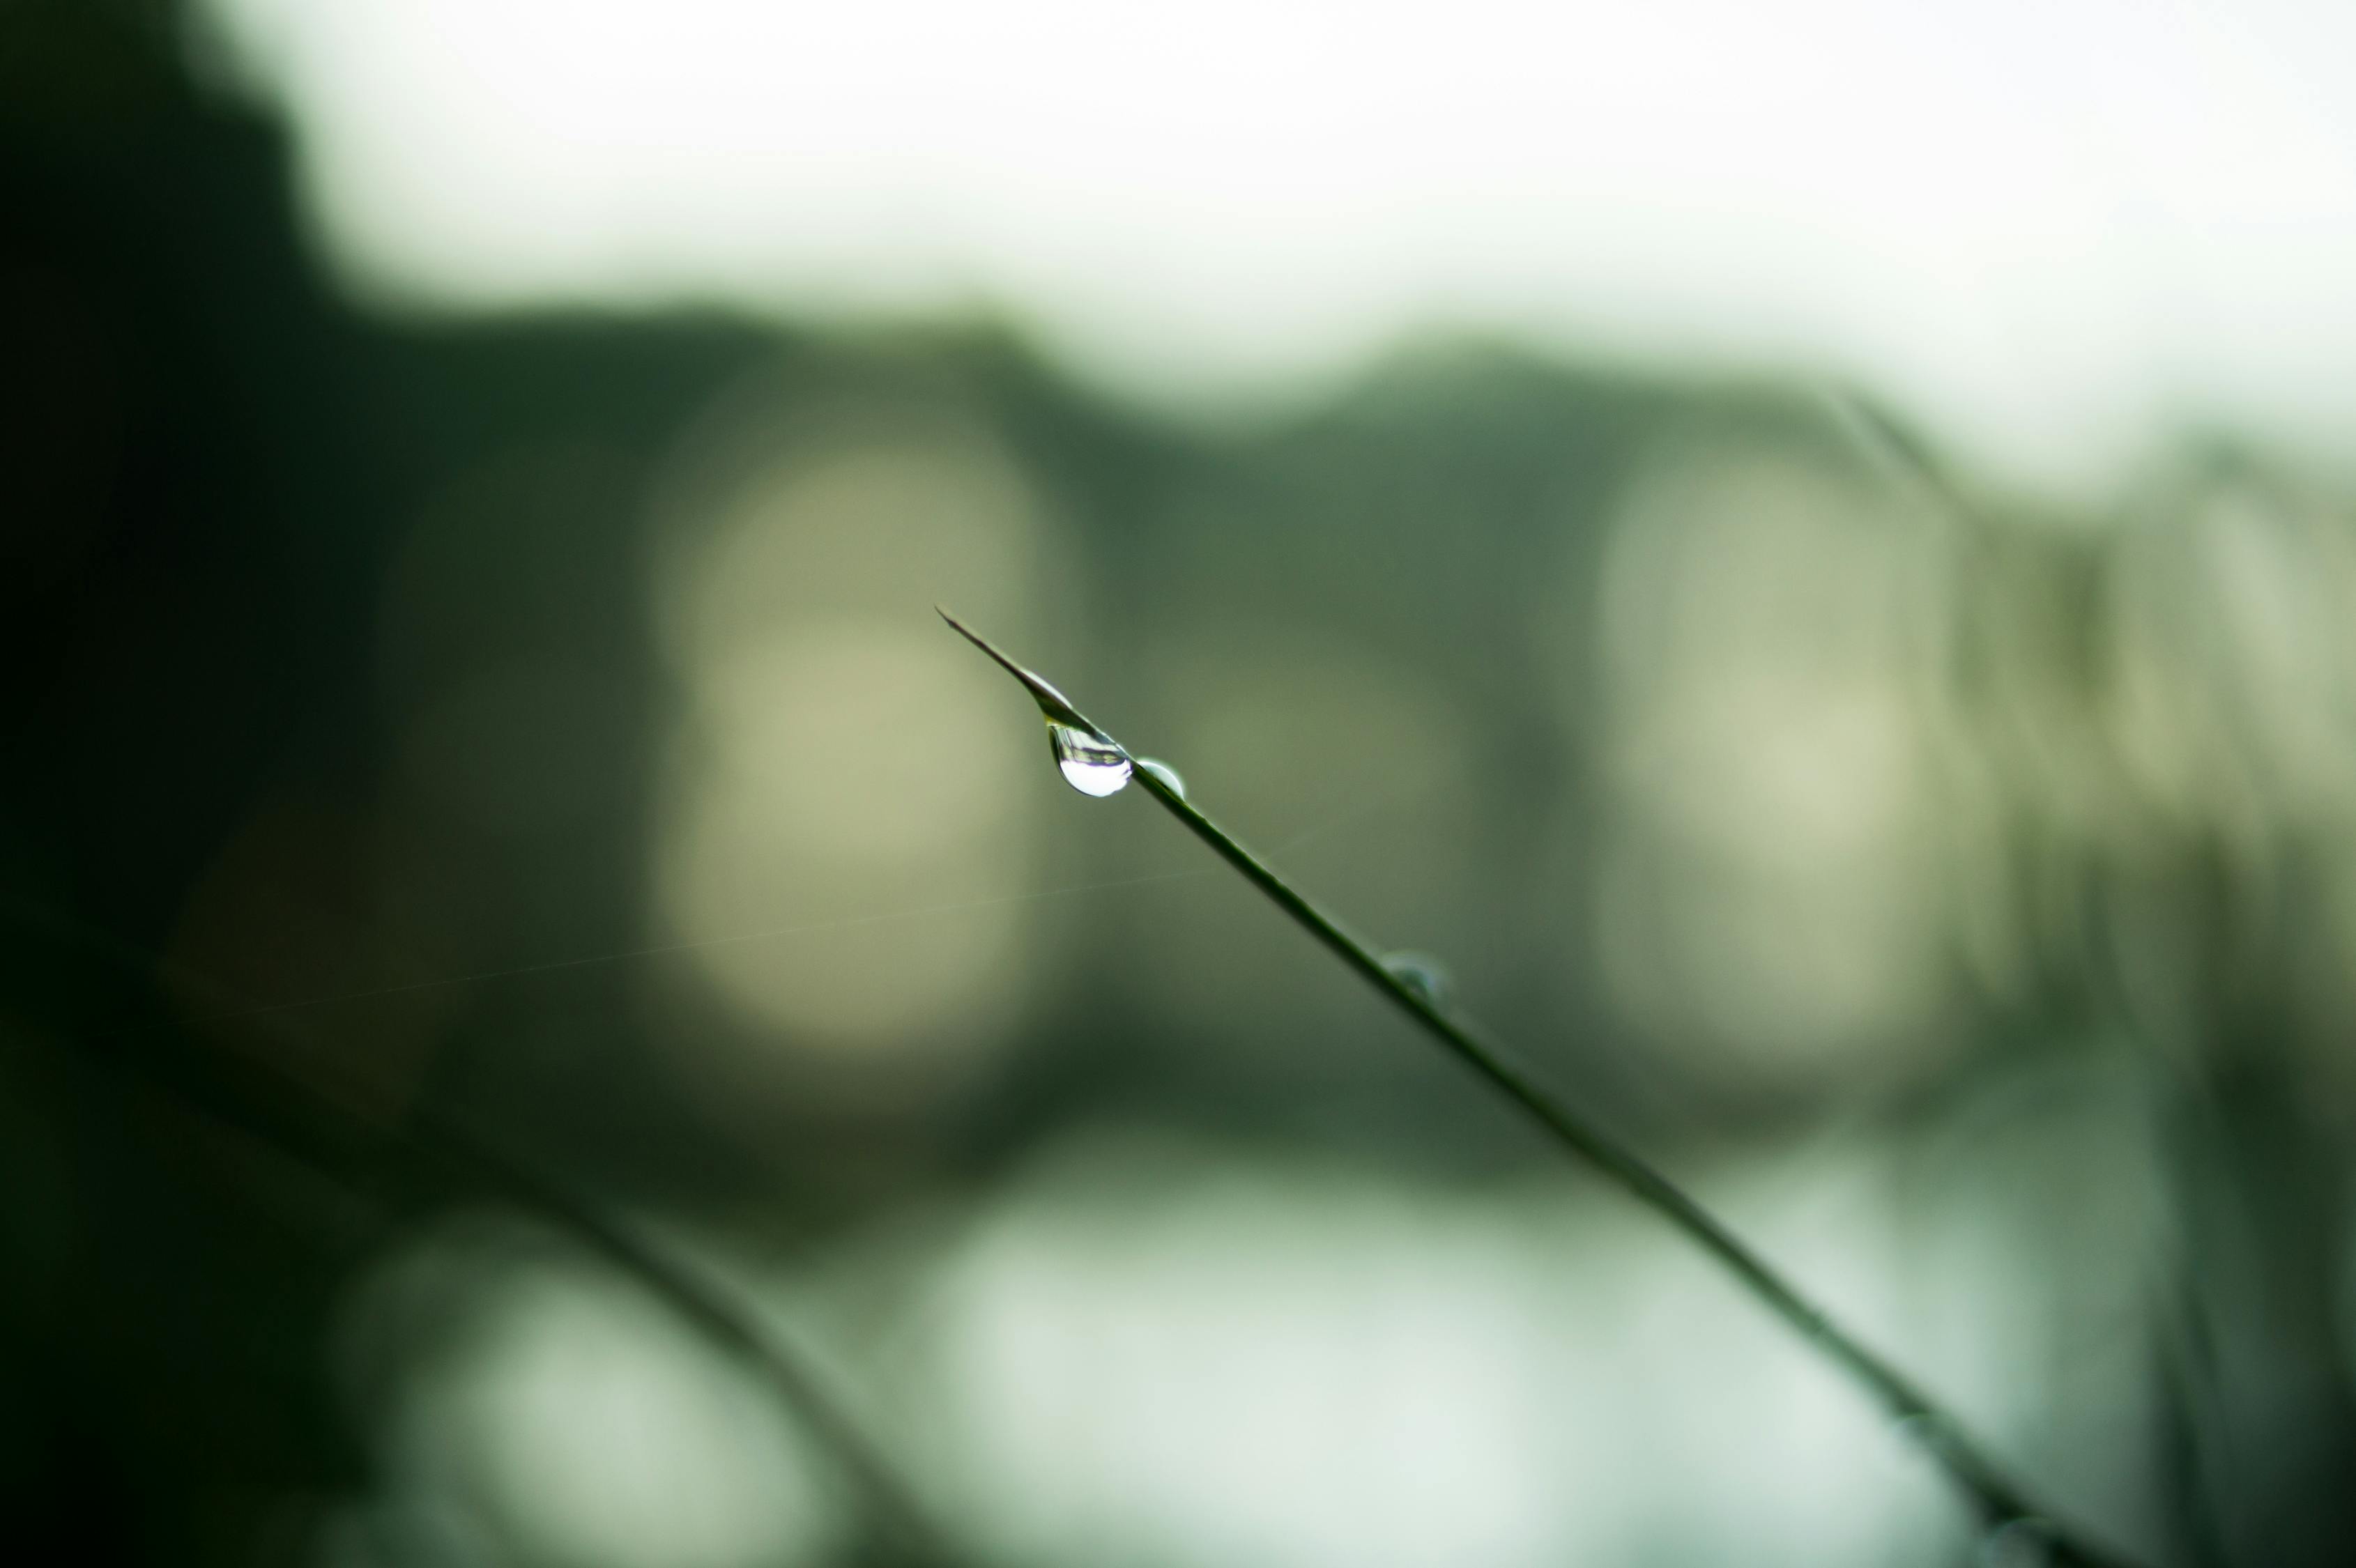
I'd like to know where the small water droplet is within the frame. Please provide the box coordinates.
[1051,723,1132,797]
[1382,951,1454,1010]
[1133,758,1186,799]
[1978,1518,2056,1568]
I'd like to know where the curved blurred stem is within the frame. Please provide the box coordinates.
[944,611,2146,1568]
[405,1111,958,1568]
[2150,1261,2239,1568]
[2139,1047,2249,1568]
[2,898,960,1568]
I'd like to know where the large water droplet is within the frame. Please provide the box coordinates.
[938,610,1135,800]
[1051,723,1132,797]
[1133,757,1186,799]
[1382,951,1454,1010]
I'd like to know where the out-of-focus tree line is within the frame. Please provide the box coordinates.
[9,4,2356,1566]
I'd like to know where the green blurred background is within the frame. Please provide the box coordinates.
[8,3,2356,1565]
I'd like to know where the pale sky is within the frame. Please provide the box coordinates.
[201,0,2356,497]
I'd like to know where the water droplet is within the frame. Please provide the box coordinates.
[1133,757,1186,799]
[938,610,1134,800]
[1382,951,1454,1010]
[1051,723,1132,797]
[1978,1518,2056,1568]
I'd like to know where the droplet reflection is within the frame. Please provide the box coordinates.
[1051,723,1132,797]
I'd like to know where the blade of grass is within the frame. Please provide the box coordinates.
[941,608,2143,1568]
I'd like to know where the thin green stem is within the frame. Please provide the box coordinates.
[942,609,2143,1568]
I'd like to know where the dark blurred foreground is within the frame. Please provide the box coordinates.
[10,6,2356,1567]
